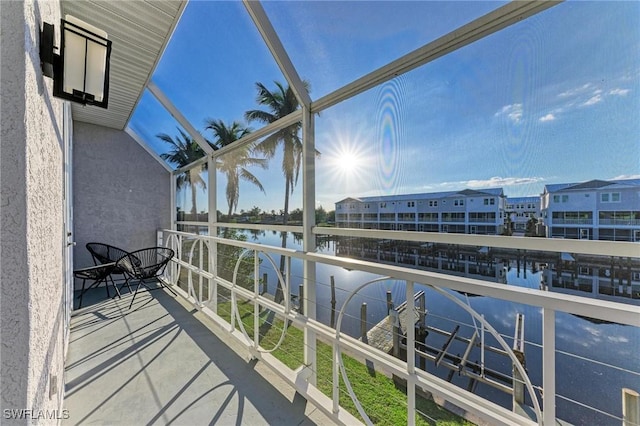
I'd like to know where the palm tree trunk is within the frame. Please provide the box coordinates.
[191,185,198,220]
[275,178,291,303]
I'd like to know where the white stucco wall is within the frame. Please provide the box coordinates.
[1,0,67,423]
[72,122,171,270]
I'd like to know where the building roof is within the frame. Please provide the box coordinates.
[544,178,640,193]
[335,188,504,205]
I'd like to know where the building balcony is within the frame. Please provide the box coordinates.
[599,219,640,226]
[550,219,593,225]
[64,287,332,425]
[62,228,639,426]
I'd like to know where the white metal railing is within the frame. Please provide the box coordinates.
[599,219,640,226]
[551,219,593,225]
[159,227,640,426]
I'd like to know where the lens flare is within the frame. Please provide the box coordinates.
[375,79,406,194]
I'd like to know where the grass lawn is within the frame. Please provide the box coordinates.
[216,297,473,426]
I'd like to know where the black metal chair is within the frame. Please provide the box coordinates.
[86,242,134,294]
[115,247,176,309]
[74,263,121,308]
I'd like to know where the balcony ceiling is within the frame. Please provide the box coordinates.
[61,0,186,130]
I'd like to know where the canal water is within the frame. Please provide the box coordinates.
[232,230,639,425]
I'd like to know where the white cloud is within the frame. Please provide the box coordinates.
[495,103,523,124]
[559,83,593,98]
[611,174,640,180]
[428,176,545,191]
[609,88,630,96]
[582,94,602,106]
[465,176,544,188]
[539,113,556,122]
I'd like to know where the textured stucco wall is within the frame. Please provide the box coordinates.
[72,122,171,270]
[1,0,66,423]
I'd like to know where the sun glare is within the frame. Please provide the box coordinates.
[335,150,361,173]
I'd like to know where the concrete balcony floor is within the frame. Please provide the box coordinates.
[64,285,332,425]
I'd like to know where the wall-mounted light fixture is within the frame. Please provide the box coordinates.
[40,15,112,109]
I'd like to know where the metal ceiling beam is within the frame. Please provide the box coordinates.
[243,0,312,108]
[312,0,562,113]
[147,80,214,155]
[173,109,303,175]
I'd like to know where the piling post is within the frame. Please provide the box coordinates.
[623,388,640,426]
[262,273,268,294]
[299,284,304,315]
[391,309,400,358]
[386,290,394,314]
[418,292,427,371]
[512,313,526,407]
[360,303,367,341]
[330,276,336,328]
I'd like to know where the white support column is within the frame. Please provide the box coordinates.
[302,107,317,385]
[208,155,218,313]
[243,0,311,108]
[171,172,177,231]
[543,308,556,425]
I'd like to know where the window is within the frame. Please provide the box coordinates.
[380,202,387,208]
[600,192,620,203]
[429,200,438,207]
[454,199,464,206]
[562,195,568,202]
[553,195,560,203]
[483,198,495,205]
[407,201,415,207]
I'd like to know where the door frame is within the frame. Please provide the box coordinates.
[62,102,74,356]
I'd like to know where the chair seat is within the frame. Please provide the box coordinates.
[73,263,119,308]
[74,263,114,280]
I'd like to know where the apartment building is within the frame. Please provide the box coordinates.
[506,196,541,234]
[335,188,507,235]
[541,178,640,241]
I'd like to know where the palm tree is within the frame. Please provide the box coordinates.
[244,81,309,225]
[158,128,207,218]
[205,119,267,217]
[245,81,315,302]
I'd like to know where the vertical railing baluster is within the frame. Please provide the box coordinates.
[254,251,260,349]
[406,281,416,426]
[543,308,556,425]
[198,239,203,306]
[332,340,340,415]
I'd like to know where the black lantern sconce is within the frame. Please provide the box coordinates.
[40,15,112,109]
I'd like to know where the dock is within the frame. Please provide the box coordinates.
[366,291,425,353]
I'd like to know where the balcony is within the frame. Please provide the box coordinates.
[62,228,639,425]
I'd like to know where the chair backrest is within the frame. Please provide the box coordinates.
[116,247,174,279]
[86,242,130,265]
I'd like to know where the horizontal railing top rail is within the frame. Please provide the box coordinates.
[162,229,640,327]
[170,222,640,258]
[313,226,639,259]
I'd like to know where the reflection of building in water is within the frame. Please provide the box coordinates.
[336,237,640,303]
[540,255,640,304]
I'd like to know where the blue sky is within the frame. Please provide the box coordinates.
[128,1,639,214]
